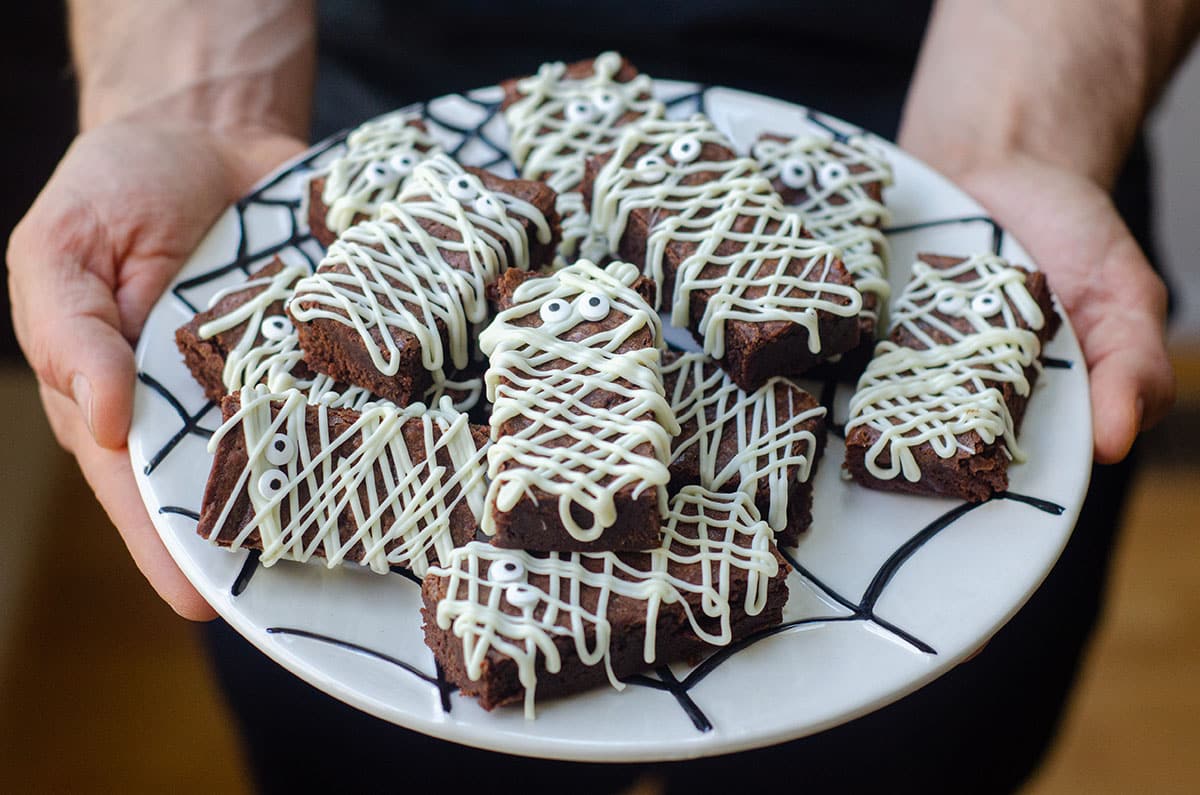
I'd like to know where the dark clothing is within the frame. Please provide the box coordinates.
[205,3,1157,792]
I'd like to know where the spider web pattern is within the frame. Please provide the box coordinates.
[139,83,1074,733]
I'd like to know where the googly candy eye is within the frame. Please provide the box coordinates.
[265,433,296,466]
[260,315,293,341]
[473,194,504,220]
[388,151,418,176]
[564,98,598,124]
[669,136,702,164]
[779,157,813,190]
[364,160,398,188]
[447,174,479,202]
[935,288,967,316]
[488,557,525,583]
[634,154,667,182]
[576,292,610,321]
[817,161,849,188]
[257,469,288,499]
[539,298,572,324]
[971,292,1003,317]
[505,583,540,608]
[592,88,623,114]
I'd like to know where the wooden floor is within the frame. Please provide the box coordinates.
[0,351,1196,793]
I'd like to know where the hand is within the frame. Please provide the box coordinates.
[908,150,1175,465]
[8,120,306,619]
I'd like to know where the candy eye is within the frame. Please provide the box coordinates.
[488,557,525,583]
[779,157,813,190]
[388,151,418,176]
[257,469,288,499]
[539,298,572,323]
[260,315,293,341]
[971,292,1003,317]
[935,288,967,316]
[576,292,610,321]
[593,89,623,114]
[669,136,702,164]
[364,161,398,188]
[473,194,504,220]
[265,434,296,466]
[634,154,667,182]
[448,174,478,202]
[564,98,598,124]
[817,161,849,188]
[505,583,540,608]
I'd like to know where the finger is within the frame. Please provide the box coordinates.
[41,386,217,621]
[9,204,136,451]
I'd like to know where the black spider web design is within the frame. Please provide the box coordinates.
[138,84,1077,733]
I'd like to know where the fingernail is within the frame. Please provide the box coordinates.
[72,373,95,437]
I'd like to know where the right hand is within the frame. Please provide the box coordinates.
[8,120,306,619]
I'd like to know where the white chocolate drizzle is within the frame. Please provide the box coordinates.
[589,116,863,360]
[846,253,1049,482]
[503,51,665,264]
[429,486,780,717]
[204,387,487,576]
[752,134,893,322]
[314,110,440,239]
[290,154,553,396]
[478,259,678,542]
[663,352,825,533]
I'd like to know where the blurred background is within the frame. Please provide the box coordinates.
[1,6,1196,793]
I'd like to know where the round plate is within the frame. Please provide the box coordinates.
[129,80,1092,762]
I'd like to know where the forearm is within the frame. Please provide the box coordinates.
[70,0,316,137]
[900,0,1200,187]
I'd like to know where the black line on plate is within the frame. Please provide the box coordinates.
[231,551,262,597]
[1042,357,1073,369]
[158,505,200,521]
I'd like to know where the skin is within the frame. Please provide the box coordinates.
[6,0,1193,618]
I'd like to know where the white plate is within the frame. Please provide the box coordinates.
[129,80,1092,762]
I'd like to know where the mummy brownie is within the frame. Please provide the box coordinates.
[197,387,489,576]
[289,154,560,407]
[422,486,789,716]
[480,259,678,552]
[844,253,1059,500]
[582,116,864,389]
[307,111,441,247]
[501,51,665,265]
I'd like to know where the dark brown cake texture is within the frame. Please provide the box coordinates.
[580,116,863,390]
[307,113,439,247]
[662,350,826,547]
[197,390,489,575]
[422,487,789,714]
[289,156,561,407]
[479,261,676,553]
[752,132,894,379]
[844,252,1060,501]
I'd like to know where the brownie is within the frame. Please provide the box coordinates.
[844,252,1060,501]
[307,112,439,247]
[662,350,826,547]
[581,117,863,390]
[197,391,489,575]
[422,487,789,714]
[752,132,894,380]
[479,261,675,552]
[289,155,561,407]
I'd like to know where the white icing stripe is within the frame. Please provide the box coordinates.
[664,352,824,532]
[193,258,482,412]
[290,154,552,394]
[752,134,893,322]
[847,253,1049,482]
[316,110,440,238]
[430,486,779,717]
[503,51,665,265]
[478,260,678,542]
[204,387,487,576]
[589,116,863,360]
